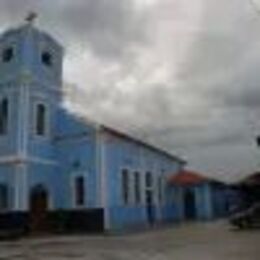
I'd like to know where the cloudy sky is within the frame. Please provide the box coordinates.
[1,0,260,181]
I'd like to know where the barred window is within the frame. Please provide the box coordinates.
[0,98,8,135]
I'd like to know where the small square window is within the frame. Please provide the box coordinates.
[2,47,13,63]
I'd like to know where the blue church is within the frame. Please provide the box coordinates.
[0,19,188,234]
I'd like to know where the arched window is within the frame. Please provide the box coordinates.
[35,103,47,136]
[0,184,8,210]
[74,176,85,207]
[0,98,8,135]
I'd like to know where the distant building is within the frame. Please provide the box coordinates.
[230,172,260,209]
[0,20,186,233]
[169,170,229,221]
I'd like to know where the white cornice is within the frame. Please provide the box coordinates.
[0,155,58,166]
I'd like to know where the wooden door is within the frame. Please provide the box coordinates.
[146,190,155,225]
[184,189,196,220]
[29,186,49,233]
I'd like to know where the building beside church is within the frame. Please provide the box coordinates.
[0,20,186,234]
[169,170,229,221]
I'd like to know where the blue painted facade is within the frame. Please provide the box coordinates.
[0,22,186,231]
[172,182,229,221]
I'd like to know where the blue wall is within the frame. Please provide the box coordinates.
[55,109,99,209]
[172,182,229,222]
[102,130,184,230]
[0,23,187,232]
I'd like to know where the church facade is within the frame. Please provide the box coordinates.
[0,21,185,233]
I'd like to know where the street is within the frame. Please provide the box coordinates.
[0,221,259,260]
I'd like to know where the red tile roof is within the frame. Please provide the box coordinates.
[168,170,210,185]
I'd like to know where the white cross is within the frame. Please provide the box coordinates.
[25,12,38,24]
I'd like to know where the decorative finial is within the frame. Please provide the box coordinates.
[25,11,38,25]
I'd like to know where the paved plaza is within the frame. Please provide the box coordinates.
[0,221,259,260]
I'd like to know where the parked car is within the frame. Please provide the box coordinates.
[229,203,260,229]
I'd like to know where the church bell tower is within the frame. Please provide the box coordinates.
[0,14,64,210]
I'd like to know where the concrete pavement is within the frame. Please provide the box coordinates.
[0,221,259,259]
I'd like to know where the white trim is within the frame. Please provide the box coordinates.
[22,163,28,210]
[0,155,58,165]
[17,84,23,156]
[22,83,30,158]
[17,83,30,157]
[14,163,28,211]
[29,156,58,165]
[0,155,23,164]
[139,147,147,207]
[0,77,62,94]
[118,166,142,206]
[99,130,110,229]
[47,191,54,210]
[14,165,20,210]
[95,127,101,207]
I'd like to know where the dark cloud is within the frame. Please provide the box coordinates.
[54,0,147,58]
[1,0,260,180]
[0,0,148,59]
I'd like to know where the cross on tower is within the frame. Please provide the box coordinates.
[25,12,38,24]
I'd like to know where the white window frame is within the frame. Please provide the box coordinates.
[119,167,145,206]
